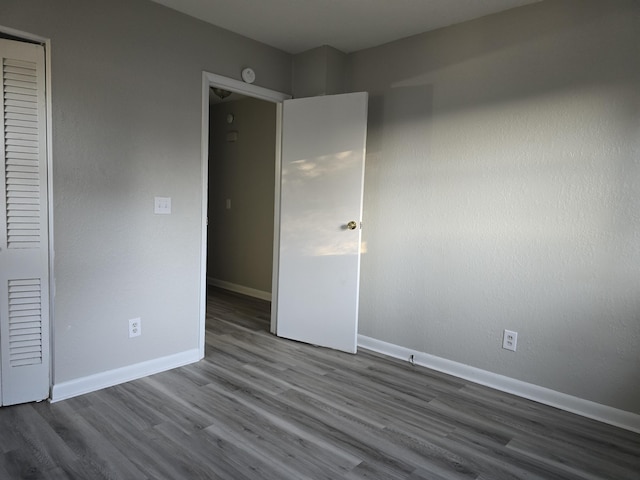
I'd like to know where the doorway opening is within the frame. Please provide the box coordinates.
[198,72,290,357]
[207,92,276,302]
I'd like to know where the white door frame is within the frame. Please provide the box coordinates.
[0,25,54,401]
[199,72,291,356]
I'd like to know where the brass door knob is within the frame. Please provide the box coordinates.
[347,221,358,230]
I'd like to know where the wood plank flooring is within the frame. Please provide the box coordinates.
[0,287,638,479]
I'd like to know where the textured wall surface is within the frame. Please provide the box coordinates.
[349,0,640,414]
[3,0,639,416]
[292,47,328,98]
[1,0,291,384]
[208,98,276,293]
[293,45,348,98]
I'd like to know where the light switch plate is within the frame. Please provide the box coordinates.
[154,196,171,214]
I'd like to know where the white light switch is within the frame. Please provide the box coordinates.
[225,199,231,210]
[154,196,171,214]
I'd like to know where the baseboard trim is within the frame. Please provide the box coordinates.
[207,278,271,301]
[50,348,202,403]
[358,335,640,434]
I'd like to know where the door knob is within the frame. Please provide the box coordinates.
[347,221,358,230]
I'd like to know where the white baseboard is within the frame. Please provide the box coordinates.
[358,335,640,434]
[50,348,202,403]
[207,277,271,301]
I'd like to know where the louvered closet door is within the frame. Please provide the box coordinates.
[0,38,49,406]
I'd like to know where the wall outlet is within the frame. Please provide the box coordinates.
[129,318,141,338]
[502,329,517,351]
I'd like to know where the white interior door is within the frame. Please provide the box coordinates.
[0,38,50,406]
[276,92,367,353]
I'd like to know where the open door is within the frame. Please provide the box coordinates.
[0,38,50,405]
[275,92,367,354]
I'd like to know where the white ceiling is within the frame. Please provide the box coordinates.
[150,0,541,54]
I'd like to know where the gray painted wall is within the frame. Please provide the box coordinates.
[293,45,348,98]
[208,98,276,293]
[1,0,291,384]
[348,0,640,414]
[3,0,639,417]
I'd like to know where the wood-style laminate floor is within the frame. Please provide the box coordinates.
[1,288,638,479]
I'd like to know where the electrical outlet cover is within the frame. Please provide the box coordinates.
[129,318,141,338]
